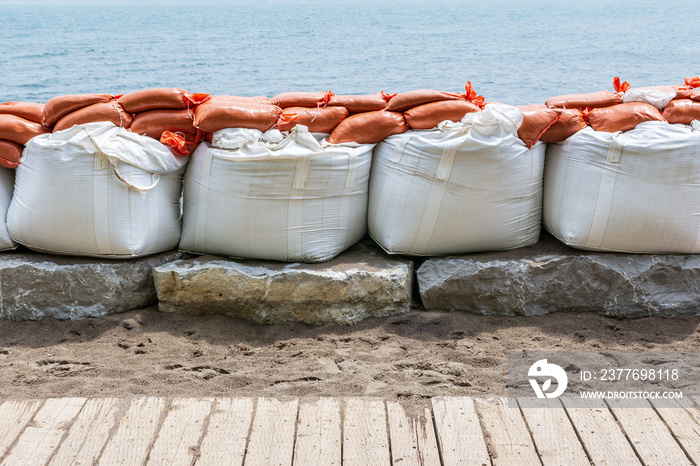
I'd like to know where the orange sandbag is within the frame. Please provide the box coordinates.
[0,114,49,144]
[276,106,349,133]
[662,99,700,125]
[209,95,273,105]
[53,102,133,132]
[404,100,481,130]
[540,109,588,143]
[0,102,44,123]
[118,88,210,113]
[516,105,561,149]
[130,109,196,139]
[193,102,282,133]
[545,90,622,110]
[327,110,408,144]
[587,102,665,133]
[386,89,464,112]
[271,91,334,109]
[160,131,200,157]
[327,92,393,113]
[686,76,700,88]
[0,140,23,169]
[692,89,700,102]
[42,93,114,127]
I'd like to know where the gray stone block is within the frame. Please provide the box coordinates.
[0,249,185,320]
[418,232,700,318]
[153,241,413,325]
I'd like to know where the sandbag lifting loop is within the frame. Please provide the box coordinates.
[110,157,160,192]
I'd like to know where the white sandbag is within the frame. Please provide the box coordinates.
[622,88,676,110]
[368,104,545,256]
[7,122,188,258]
[0,167,16,251]
[544,122,700,253]
[180,125,373,262]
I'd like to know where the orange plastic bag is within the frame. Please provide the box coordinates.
[271,91,334,109]
[0,114,49,144]
[0,140,23,169]
[587,102,665,133]
[53,102,133,132]
[209,95,273,105]
[42,93,114,127]
[540,109,588,143]
[130,109,196,139]
[386,89,464,112]
[327,111,408,144]
[545,90,622,110]
[516,105,561,149]
[662,99,700,125]
[387,82,484,113]
[404,100,480,130]
[118,88,210,113]
[0,102,44,123]
[193,102,282,133]
[327,92,393,114]
[276,106,349,133]
[160,131,199,157]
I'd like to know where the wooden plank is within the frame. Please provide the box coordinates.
[244,398,298,466]
[293,398,341,466]
[607,398,690,465]
[651,397,700,464]
[518,398,589,466]
[98,397,167,466]
[561,397,641,465]
[147,397,213,466]
[343,398,391,466]
[1,397,86,466]
[0,400,43,459]
[474,398,540,466]
[197,398,255,466]
[431,397,490,466]
[386,400,441,466]
[49,398,121,466]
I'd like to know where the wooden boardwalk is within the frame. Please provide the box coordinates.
[0,396,698,465]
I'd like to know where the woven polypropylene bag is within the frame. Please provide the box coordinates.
[544,122,700,253]
[7,122,188,258]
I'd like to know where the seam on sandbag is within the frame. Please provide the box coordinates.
[585,138,623,248]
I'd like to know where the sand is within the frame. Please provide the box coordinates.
[1,306,699,407]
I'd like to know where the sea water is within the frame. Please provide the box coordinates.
[0,0,697,105]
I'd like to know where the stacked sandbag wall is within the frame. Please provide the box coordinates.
[0,75,698,263]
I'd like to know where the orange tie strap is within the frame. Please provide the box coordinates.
[613,77,631,93]
[381,91,397,102]
[685,76,700,88]
[318,90,335,108]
